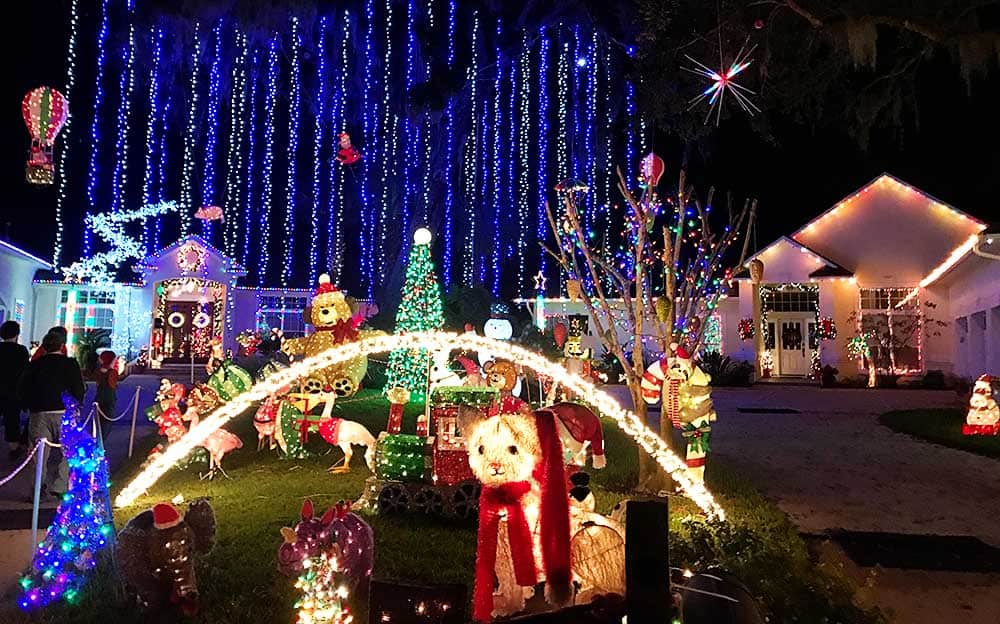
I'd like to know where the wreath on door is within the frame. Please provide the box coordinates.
[781,325,802,350]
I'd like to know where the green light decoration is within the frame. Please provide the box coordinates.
[383,228,445,397]
[429,386,498,408]
[374,434,427,482]
[278,402,313,460]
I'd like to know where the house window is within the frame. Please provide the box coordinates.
[257,296,308,338]
[767,289,818,312]
[859,288,920,372]
[58,295,116,346]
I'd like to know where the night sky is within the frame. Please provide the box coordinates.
[4,1,998,279]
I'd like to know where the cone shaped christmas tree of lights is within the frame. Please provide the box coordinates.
[383,228,445,397]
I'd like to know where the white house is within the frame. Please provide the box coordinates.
[30,235,320,362]
[0,238,53,343]
[722,174,995,379]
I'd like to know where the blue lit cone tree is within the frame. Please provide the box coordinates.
[383,228,445,398]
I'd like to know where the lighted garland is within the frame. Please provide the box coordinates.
[115,331,725,520]
[20,397,114,609]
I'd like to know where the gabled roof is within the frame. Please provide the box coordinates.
[791,173,986,241]
[734,236,853,279]
[0,239,52,269]
[135,234,246,274]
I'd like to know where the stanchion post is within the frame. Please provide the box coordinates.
[30,439,45,555]
[93,403,105,451]
[128,386,140,458]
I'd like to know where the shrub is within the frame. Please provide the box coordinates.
[699,351,753,386]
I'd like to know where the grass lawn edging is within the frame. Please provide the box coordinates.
[879,408,1000,460]
[1,390,885,623]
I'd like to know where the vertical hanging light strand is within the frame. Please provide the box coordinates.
[516,34,531,295]
[490,19,502,296]
[86,0,110,252]
[476,22,491,286]
[462,10,480,286]
[360,0,376,296]
[536,31,550,282]
[421,0,434,226]
[602,38,613,274]
[141,25,164,254]
[311,15,329,285]
[506,61,516,292]
[377,0,397,290]
[242,49,260,267]
[584,31,598,260]
[260,37,279,284]
[224,29,247,259]
[180,22,202,236]
[283,16,302,287]
[54,0,80,268]
[113,0,137,217]
[557,33,569,183]
[331,11,350,281]
[442,0,456,286]
[155,95,170,250]
[625,80,637,182]
[401,0,416,240]
[202,21,224,241]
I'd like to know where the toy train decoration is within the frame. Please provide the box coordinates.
[358,385,606,519]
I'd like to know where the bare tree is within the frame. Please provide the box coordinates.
[542,162,754,492]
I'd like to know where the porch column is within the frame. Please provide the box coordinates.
[750,259,765,379]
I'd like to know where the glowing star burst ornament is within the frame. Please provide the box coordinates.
[683,36,760,125]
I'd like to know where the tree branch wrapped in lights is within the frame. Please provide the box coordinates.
[116,331,725,520]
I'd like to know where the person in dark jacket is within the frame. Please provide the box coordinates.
[0,321,29,458]
[17,332,85,496]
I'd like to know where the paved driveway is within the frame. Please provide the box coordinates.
[710,387,1000,547]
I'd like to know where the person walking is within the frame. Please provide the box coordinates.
[17,332,85,497]
[94,350,119,441]
[0,321,29,458]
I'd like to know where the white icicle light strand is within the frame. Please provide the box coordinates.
[116,332,725,520]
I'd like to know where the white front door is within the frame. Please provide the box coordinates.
[775,316,809,376]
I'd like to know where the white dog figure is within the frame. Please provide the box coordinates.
[464,410,573,621]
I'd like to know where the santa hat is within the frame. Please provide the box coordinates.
[531,410,573,606]
[314,273,339,297]
[673,344,691,361]
[98,350,116,369]
[152,503,183,530]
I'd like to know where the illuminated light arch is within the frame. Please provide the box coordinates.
[116,332,726,519]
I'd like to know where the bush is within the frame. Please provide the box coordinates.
[699,351,753,386]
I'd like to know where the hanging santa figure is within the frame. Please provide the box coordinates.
[640,343,717,482]
[963,374,1000,436]
[335,132,361,165]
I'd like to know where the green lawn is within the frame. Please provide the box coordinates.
[880,408,1000,460]
[3,390,885,624]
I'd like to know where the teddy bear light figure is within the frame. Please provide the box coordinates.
[464,409,573,622]
[282,274,377,396]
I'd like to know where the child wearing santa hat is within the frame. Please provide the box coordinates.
[95,351,119,441]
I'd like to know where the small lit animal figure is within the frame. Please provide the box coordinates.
[194,205,224,222]
[429,349,463,389]
[277,499,374,589]
[318,415,378,473]
[254,394,282,450]
[464,410,573,621]
[183,389,242,479]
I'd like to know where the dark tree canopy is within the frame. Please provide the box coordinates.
[636,0,1000,148]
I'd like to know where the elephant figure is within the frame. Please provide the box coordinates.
[115,498,216,616]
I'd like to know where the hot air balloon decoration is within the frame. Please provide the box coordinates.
[639,152,665,189]
[22,87,69,185]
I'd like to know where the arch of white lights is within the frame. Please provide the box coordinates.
[116,331,726,519]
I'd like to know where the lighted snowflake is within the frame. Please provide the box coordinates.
[683,37,760,125]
